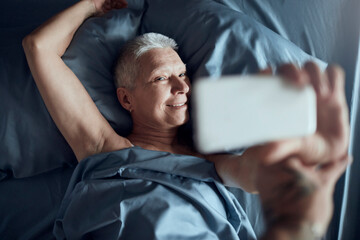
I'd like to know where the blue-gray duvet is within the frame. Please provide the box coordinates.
[54,147,257,240]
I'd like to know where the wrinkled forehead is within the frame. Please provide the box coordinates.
[137,47,186,77]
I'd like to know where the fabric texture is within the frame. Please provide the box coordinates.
[0,166,75,240]
[140,0,326,80]
[54,147,257,240]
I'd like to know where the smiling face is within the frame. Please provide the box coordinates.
[118,47,190,131]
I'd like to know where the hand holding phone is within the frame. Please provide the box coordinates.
[192,75,317,153]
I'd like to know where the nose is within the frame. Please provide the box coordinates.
[171,76,190,95]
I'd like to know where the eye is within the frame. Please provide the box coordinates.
[155,76,167,81]
[179,72,187,78]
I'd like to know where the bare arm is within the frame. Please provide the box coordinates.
[207,153,258,193]
[209,63,349,193]
[22,0,130,161]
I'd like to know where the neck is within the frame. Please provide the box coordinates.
[128,124,179,151]
[128,123,201,158]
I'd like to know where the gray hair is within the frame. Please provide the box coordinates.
[114,33,178,89]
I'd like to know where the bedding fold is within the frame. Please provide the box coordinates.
[54,147,257,240]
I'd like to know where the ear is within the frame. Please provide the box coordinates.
[117,87,133,112]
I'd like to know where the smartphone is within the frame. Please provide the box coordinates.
[192,75,317,153]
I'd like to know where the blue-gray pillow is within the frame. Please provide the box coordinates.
[141,0,326,80]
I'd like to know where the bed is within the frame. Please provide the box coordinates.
[1,0,359,239]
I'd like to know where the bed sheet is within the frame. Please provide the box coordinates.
[54,147,257,239]
[0,167,74,240]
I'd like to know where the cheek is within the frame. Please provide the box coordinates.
[139,89,167,113]
[150,87,169,104]
[186,78,192,94]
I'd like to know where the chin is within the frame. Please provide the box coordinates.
[171,116,189,128]
[180,113,190,125]
[165,111,189,128]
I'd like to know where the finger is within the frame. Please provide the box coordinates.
[120,0,128,6]
[303,61,322,94]
[104,0,111,7]
[284,157,304,170]
[259,66,273,75]
[326,64,346,103]
[113,2,122,9]
[254,133,339,166]
[325,65,350,157]
[112,0,120,8]
[277,63,308,87]
[102,1,112,12]
[251,139,303,165]
[120,0,128,8]
[256,137,333,166]
[318,154,351,185]
[111,0,127,9]
[304,61,331,100]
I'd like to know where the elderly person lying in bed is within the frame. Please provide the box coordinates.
[23,0,350,239]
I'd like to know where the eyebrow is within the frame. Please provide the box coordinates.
[150,64,187,76]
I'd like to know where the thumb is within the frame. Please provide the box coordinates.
[259,66,273,75]
[319,154,352,186]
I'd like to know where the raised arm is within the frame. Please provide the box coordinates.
[22,0,131,161]
[210,62,349,192]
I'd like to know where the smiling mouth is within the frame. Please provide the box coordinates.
[166,102,187,108]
